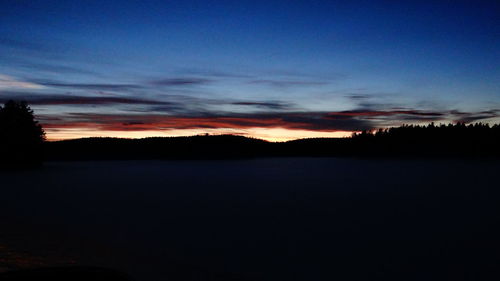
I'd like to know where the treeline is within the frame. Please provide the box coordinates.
[44,123,500,160]
[0,101,45,168]
[349,123,500,157]
[1,99,499,167]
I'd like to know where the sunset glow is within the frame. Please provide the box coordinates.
[1,1,498,141]
[45,127,352,142]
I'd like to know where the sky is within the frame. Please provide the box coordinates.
[1,0,499,141]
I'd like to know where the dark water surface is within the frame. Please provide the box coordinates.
[1,158,499,280]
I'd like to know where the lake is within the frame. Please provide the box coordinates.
[1,158,499,280]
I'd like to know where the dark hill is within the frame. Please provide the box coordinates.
[45,134,272,160]
[44,123,500,160]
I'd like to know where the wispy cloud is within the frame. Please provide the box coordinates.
[3,58,96,75]
[23,76,213,92]
[37,106,500,136]
[0,93,178,107]
[328,110,444,118]
[3,88,498,135]
[41,111,372,132]
[149,77,212,86]
[176,68,254,79]
[0,74,44,90]
[231,101,292,110]
[451,109,500,123]
[345,94,372,100]
[249,79,329,88]
[31,79,142,91]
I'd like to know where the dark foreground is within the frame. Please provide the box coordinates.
[1,158,499,280]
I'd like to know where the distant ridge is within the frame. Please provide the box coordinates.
[45,134,270,160]
[44,123,500,160]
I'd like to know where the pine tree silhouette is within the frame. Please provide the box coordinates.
[0,100,45,168]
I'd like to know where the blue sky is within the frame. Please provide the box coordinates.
[1,0,499,140]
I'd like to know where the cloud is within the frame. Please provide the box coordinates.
[40,111,373,132]
[249,79,328,87]
[345,94,372,100]
[328,110,444,118]
[451,109,500,123]
[176,68,254,79]
[14,60,95,75]
[31,79,142,91]
[3,89,497,134]
[25,76,212,92]
[0,93,177,107]
[324,109,449,126]
[0,74,44,90]
[149,78,212,86]
[231,101,292,110]
[38,107,500,135]
[263,69,346,80]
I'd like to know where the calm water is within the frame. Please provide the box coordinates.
[1,158,499,280]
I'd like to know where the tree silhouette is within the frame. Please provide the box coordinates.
[350,122,500,156]
[0,100,45,168]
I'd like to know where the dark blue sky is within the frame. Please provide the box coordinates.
[1,0,498,140]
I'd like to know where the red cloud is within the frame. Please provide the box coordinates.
[43,115,314,131]
[40,109,462,134]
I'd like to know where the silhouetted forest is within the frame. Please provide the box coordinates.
[0,100,45,168]
[1,100,499,165]
[45,123,500,160]
[349,123,500,157]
